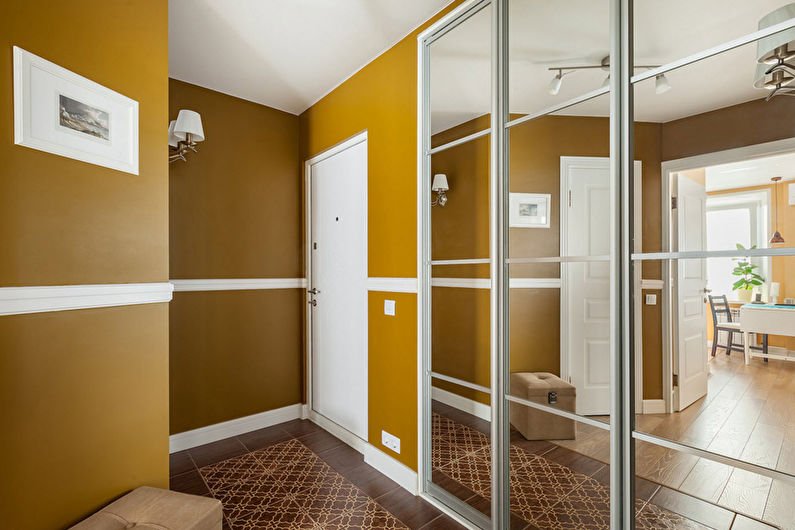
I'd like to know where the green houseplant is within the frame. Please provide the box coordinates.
[732,244,765,302]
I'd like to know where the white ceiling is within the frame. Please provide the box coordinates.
[169,0,454,115]
[705,152,795,192]
[430,0,792,133]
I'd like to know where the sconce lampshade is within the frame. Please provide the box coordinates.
[432,173,449,192]
[168,120,184,148]
[754,3,795,88]
[174,109,205,142]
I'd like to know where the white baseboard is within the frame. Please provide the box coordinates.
[169,403,303,453]
[642,399,666,414]
[363,444,418,495]
[308,409,369,454]
[432,386,491,422]
[305,410,417,495]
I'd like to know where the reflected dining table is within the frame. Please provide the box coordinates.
[740,303,795,364]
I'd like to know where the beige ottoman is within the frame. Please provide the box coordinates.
[510,372,576,440]
[70,486,222,530]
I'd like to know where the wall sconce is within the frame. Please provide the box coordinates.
[169,109,204,163]
[431,173,449,207]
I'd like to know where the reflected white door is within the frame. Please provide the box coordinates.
[674,174,708,411]
[562,157,642,416]
[562,157,611,416]
[310,134,368,440]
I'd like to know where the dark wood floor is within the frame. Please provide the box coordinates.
[170,419,464,529]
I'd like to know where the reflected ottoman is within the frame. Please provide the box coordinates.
[510,372,576,440]
[70,486,222,530]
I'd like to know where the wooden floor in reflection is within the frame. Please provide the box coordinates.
[553,351,795,528]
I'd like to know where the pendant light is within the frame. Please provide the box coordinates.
[771,176,786,244]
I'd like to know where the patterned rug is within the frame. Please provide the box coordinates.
[432,412,716,529]
[199,438,407,529]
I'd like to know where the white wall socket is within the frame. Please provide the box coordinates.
[384,299,396,316]
[381,430,400,454]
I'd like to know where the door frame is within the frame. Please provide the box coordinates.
[304,130,369,445]
[660,136,795,413]
[560,156,644,414]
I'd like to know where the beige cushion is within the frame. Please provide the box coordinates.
[70,487,222,530]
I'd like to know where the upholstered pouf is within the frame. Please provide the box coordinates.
[510,372,576,440]
[70,486,222,530]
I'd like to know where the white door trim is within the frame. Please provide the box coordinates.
[0,282,173,316]
[660,137,795,414]
[304,130,369,443]
[559,156,643,412]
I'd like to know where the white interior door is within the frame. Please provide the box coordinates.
[310,134,368,440]
[562,157,641,416]
[674,173,708,411]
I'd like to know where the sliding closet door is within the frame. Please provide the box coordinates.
[423,2,495,527]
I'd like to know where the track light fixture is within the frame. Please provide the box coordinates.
[547,55,670,95]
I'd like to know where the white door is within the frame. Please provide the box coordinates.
[674,173,708,411]
[309,134,368,440]
[562,157,642,416]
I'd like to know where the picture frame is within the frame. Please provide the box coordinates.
[509,192,551,228]
[13,46,139,175]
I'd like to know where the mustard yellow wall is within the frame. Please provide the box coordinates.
[299,2,464,470]
[168,79,303,434]
[0,1,169,527]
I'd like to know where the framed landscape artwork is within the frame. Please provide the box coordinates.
[509,192,551,228]
[13,46,139,175]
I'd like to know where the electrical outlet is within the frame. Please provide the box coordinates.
[384,299,396,316]
[645,293,657,305]
[381,430,400,454]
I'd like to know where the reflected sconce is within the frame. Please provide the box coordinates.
[753,4,795,100]
[431,173,449,207]
[169,109,205,163]
[771,176,786,244]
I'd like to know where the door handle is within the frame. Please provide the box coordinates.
[308,299,317,307]
[703,288,712,293]
[308,288,321,295]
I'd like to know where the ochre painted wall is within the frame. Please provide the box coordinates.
[170,290,303,433]
[168,79,303,433]
[169,79,301,279]
[0,2,169,526]
[299,2,464,470]
[0,2,168,287]
[0,305,169,528]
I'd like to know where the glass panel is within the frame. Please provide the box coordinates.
[632,36,795,261]
[509,0,610,118]
[430,3,492,145]
[429,66,491,519]
[634,437,793,529]
[507,404,611,528]
[633,256,795,484]
[431,136,491,263]
[431,387,492,520]
[507,91,610,264]
[635,1,795,67]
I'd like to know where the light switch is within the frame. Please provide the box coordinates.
[384,299,396,316]
[645,294,657,305]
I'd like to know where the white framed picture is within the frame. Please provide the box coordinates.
[13,46,139,175]
[509,193,551,228]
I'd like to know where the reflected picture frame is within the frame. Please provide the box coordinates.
[509,192,551,228]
